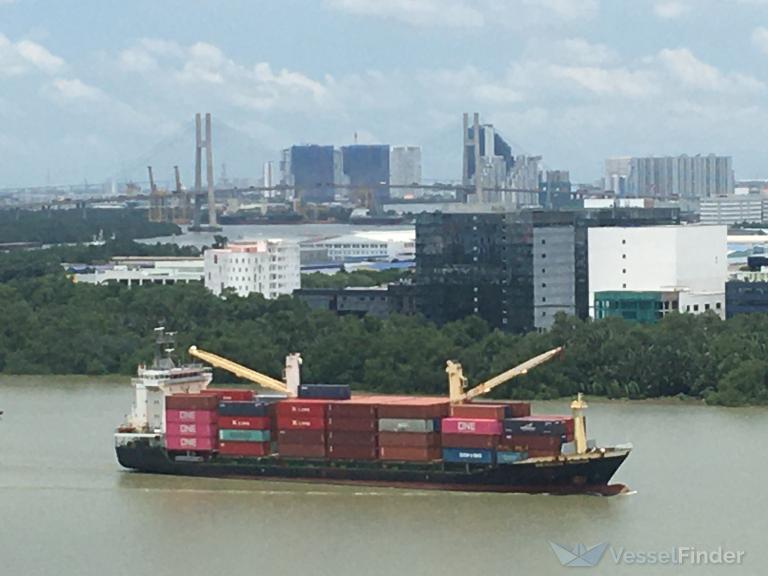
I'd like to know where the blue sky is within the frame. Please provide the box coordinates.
[3,0,768,187]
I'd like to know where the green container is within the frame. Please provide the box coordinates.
[378,418,436,433]
[219,429,271,442]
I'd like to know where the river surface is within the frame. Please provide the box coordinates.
[142,223,414,248]
[1,376,766,575]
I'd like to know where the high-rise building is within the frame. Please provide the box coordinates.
[389,145,421,199]
[341,144,391,207]
[461,113,539,207]
[607,155,734,198]
[540,170,572,209]
[204,240,301,298]
[280,145,338,204]
[415,208,683,332]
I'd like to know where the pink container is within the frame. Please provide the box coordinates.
[441,417,503,435]
[166,422,217,437]
[165,409,217,424]
[165,435,216,451]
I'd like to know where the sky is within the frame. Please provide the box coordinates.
[3,0,768,187]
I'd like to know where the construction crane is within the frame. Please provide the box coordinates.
[445,346,564,404]
[188,346,299,397]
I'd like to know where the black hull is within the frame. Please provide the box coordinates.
[116,444,630,495]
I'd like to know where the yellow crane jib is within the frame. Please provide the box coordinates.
[446,346,564,404]
[188,346,293,396]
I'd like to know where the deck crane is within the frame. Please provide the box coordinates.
[188,346,301,397]
[445,346,564,405]
[445,346,590,455]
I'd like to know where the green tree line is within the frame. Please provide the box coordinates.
[0,208,179,244]
[1,266,767,405]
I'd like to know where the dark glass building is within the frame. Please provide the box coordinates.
[342,145,390,207]
[290,145,336,204]
[415,208,681,332]
[726,280,768,317]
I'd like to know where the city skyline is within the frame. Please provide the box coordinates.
[3,0,768,187]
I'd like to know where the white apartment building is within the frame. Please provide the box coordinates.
[588,225,728,318]
[204,240,301,298]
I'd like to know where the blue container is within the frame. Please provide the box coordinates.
[219,429,271,442]
[496,450,528,464]
[442,448,495,464]
[298,384,351,400]
[503,418,567,436]
[218,401,270,417]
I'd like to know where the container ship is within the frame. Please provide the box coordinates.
[115,328,632,495]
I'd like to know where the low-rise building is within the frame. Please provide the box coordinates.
[699,195,764,225]
[295,283,416,318]
[301,229,415,263]
[204,240,300,298]
[71,257,204,287]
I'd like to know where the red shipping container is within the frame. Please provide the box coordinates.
[450,404,508,420]
[277,429,326,444]
[327,417,377,432]
[497,401,532,418]
[276,416,326,431]
[165,409,218,424]
[327,445,377,460]
[327,431,377,447]
[218,441,271,457]
[441,418,503,435]
[500,434,563,451]
[377,398,450,419]
[165,435,216,451]
[275,399,328,418]
[379,446,442,461]
[278,443,326,458]
[218,416,271,430]
[441,433,499,449]
[378,432,440,448]
[327,402,377,419]
[166,422,217,437]
[202,388,254,401]
[165,394,219,411]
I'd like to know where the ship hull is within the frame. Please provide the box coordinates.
[116,443,629,495]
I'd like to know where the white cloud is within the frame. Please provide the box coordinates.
[325,0,484,28]
[326,0,599,28]
[752,26,768,55]
[0,34,64,76]
[559,38,617,65]
[658,47,765,93]
[49,78,104,101]
[653,1,690,19]
[551,65,659,98]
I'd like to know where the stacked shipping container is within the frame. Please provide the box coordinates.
[217,392,273,457]
[275,399,328,458]
[501,414,575,458]
[165,394,220,451]
[377,398,449,462]
[327,398,378,460]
